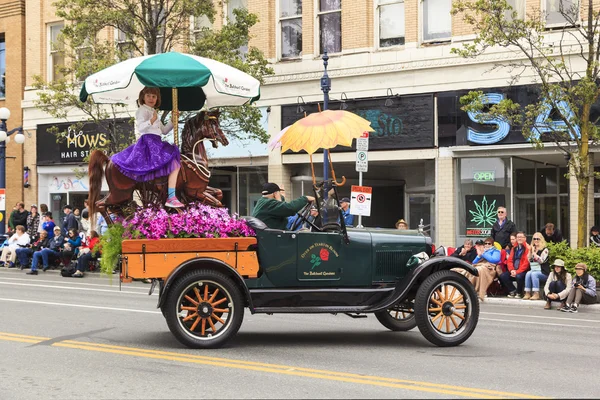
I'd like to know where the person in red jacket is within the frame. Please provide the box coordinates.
[72,231,101,278]
[498,231,530,298]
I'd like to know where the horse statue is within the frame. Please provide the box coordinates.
[88,110,228,219]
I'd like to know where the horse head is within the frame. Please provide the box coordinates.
[197,110,228,149]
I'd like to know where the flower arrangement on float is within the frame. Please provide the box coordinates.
[99,203,255,274]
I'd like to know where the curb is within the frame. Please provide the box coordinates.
[483,296,600,313]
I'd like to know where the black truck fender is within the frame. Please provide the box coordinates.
[156,257,253,311]
[365,256,478,312]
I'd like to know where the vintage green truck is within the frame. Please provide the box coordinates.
[119,188,479,349]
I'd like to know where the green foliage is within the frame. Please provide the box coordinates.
[99,223,125,276]
[547,241,600,281]
[34,0,272,154]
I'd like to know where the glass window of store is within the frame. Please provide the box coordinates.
[457,157,512,245]
[513,158,569,239]
[280,0,302,59]
[237,166,268,216]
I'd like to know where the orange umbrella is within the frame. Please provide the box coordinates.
[278,110,374,186]
[279,110,374,154]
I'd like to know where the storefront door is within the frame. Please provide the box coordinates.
[407,194,434,237]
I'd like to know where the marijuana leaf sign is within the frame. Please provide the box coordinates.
[469,196,497,227]
[310,254,322,270]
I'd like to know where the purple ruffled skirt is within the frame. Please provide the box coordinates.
[111,134,181,182]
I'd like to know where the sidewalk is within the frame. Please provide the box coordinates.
[484,296,600,313]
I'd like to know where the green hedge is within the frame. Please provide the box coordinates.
[547,242,600,281]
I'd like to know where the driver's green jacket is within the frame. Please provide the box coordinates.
[251,196,309,230]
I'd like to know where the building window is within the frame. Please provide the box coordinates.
[0,35,5,98]
[280,0,302,58]
[192,15,212,40]
[422,0,451,42]
[49,23,65,81]
[151,8,167,54]
[75,38,93,81]
[545,0,579,26]
[318,0,341,54]
[116,29,136,60]
[226,0,248,55]
[377,0,405,47]
[504,0,525,20]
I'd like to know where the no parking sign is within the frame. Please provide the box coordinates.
[350,185,372,217]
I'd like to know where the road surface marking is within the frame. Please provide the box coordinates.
[0,331,544,399]
[0,281,152,295]
[0,276,149,291]
[0,298,161,314]
[481,311,600,323]
[481,317,597,329]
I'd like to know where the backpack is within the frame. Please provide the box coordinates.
[61,262,77,277]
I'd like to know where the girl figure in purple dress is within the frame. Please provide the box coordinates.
[111,87,184,208]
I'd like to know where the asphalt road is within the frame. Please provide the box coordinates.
[1,267,599,399]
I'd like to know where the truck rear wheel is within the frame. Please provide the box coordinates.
[374,301,416,331]
[414,270,479,347]
[164,269,244,349]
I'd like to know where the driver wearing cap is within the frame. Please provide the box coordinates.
[251,183,315,230]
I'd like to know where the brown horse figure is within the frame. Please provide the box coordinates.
[88,110,228,220]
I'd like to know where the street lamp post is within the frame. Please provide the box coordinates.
[0,107,26,235]
[320,51,331,184]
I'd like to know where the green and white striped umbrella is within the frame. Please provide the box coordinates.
[79,52,261,111]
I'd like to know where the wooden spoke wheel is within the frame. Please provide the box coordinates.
[414,270,479,347]
[164,269,244,349]
[374,301,416,331]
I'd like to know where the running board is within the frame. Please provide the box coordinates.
[252,306,371,314]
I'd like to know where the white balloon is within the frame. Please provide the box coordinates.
[0,130,6,142]
[14,133,25,144]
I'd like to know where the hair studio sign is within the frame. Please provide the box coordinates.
[37,119,133,165]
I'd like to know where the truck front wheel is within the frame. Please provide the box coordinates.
[164,269,244,349]
[414,270,479,347]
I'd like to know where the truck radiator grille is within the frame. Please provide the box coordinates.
[375,250,413,279]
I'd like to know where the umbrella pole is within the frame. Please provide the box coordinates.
[321,51,330,185]
[309,154,316,185]
[172,87,179,147]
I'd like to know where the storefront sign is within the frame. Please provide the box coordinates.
[37,119,134,165]
[281,95,434,152]
[437,83,598,147]
[465,194,505,236]
[473,171,495,182]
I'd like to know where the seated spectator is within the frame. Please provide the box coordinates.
[540,222,563,243]
[395,219,408,230]
[543,259,572,310]
[452,239,477,263]
[560,263,597,313]
[0,225,31,268]
[468,238,501,302]
[61,228,82,265]
[15,231,50,270]
[499,231,530,298]
[73,231,101,277]
[589,226,600,247]
[27,226,64,275]
[523,232,550,300]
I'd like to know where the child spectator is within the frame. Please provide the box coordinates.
[543,259,572,310]
[41,212,56,239]
[523,232,550,300]
[560,263,597,313]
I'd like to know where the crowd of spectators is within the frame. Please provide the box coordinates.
[451,205,598,312]
[1,200,104,278]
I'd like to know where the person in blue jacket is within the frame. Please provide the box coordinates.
[463,238,501,302]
